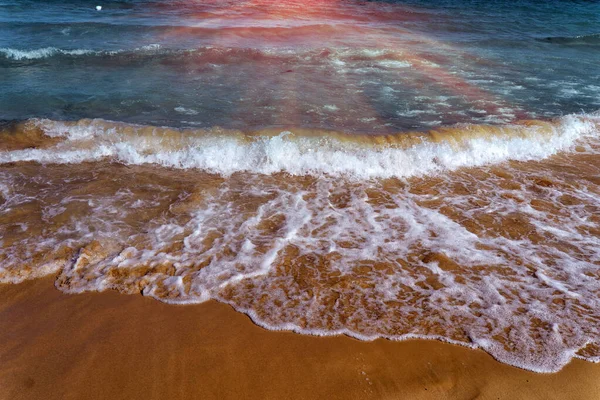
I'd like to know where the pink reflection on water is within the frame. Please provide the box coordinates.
[157,0,527,129]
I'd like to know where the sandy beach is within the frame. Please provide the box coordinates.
[1,278,599,400]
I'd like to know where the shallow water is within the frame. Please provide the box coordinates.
[1,0,599,130]
[1,0,600,372]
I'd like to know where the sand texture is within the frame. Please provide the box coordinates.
[1,278,600,400]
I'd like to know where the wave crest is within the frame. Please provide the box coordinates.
[0,114,598,179]
[0,44,162,61]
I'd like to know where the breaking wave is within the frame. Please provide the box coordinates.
[0,113,598,179]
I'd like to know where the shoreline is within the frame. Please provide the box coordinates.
[1,278,600,400]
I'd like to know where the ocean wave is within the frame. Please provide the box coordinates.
[0,113,598,179]
[0,43,407,64]
[0,47,95,60]
[0,23,369,62]
[540,33,600,46]
[0,44,162,60]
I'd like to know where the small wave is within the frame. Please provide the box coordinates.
[0,44,162,61]
[539,33,600,46]
[0,47,96,60]
[0,113,598,179]
[0,45,408,72]
[0,44,406,64]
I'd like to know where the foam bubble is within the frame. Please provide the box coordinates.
[174,106,199,115]
[378,60,412,68]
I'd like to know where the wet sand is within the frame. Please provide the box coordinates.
[1,278,599,400]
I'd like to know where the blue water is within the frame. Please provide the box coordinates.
[1,0,599,131]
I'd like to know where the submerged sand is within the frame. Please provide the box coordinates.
[1,278,599,400]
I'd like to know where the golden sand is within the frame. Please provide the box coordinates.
[1,278,600,400]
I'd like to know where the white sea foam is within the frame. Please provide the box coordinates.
[174,106,199,115]
[0,47,95,60]
[0,44,162,60]
[377,60,411,68]
[1,114,598,180]
[3,152,595,372]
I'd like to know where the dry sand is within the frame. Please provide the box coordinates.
[1,278,599,400]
